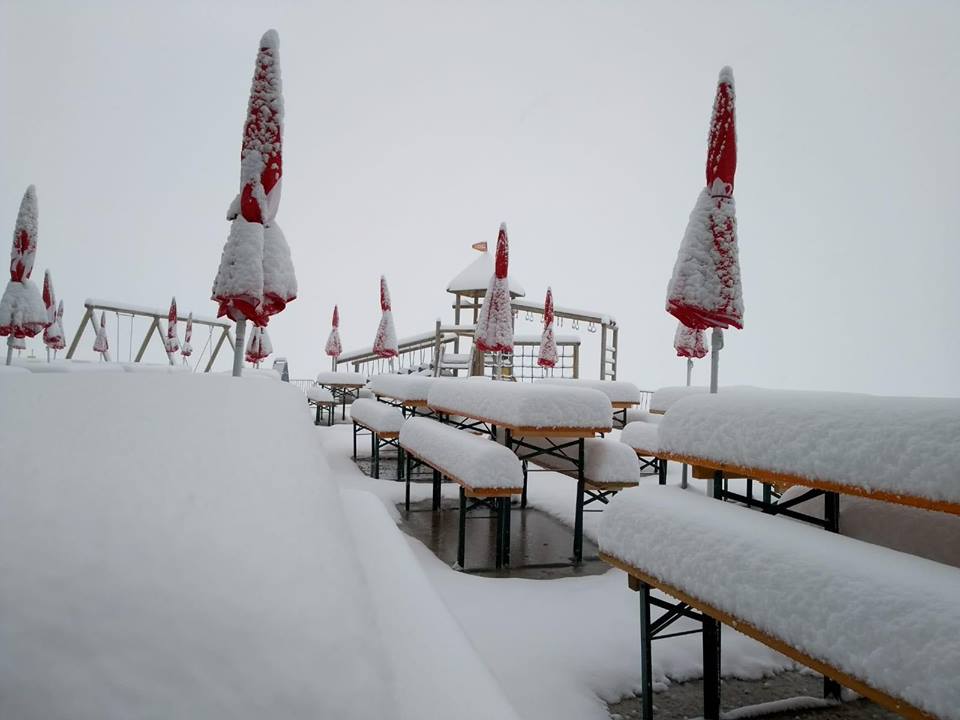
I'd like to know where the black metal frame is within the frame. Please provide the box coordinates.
[352,422,403,481]
[319,383,362,421]
[310,400,335,426]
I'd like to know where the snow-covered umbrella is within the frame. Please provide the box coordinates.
[325,304,342,368]
[212,30,296,377]
[181,313,193,361]
[474,223,514,378]
[165,296,179,362]
[41,269,64,361]
[665,67,743,394]
[674,323,708,360]
[537,286,557,370]
[93,311,110,361]
[245,325,272,367]
[1,186,48,365]
[48,300,66,359]
[372,276,398,366]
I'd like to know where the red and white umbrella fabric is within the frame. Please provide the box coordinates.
[181,313,194,358]
[50,301,66,354]
[372,276,398,359]
[666,67,743,332]
[537,286,558,369]
[245,325,272,366]
[92,311,110,360]
[474,223,514,355]
[165,296,179,355]
[1,186,48,363]
[325,305,342,358]
[674,322,708,359]
[42,269,65,353]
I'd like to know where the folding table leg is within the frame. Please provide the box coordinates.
[397,447,404,482]
[823,490,841,700]
[521,460,528,508]
[658,458,667,485]
[503,493,511,566]
[495,497,504,569]
[702,616,722,719]
[639,582,654,720]
[432,469,441,511]
[457,486,466,569]
[371,432,378,479]
[315,403,321,425]
[352,423,357,460]
[573,437,585,563]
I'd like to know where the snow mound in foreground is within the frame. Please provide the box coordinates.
[0,373,391,720]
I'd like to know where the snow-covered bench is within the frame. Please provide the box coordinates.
[306,385,335,426]
[350,399,405,480]
[538,378,645,427]
[620,422,664,482]
[369,374,437,415]
[399,417,524,570]
[315,371,368,421]
[599,484,960,719]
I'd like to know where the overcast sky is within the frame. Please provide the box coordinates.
[2,1,958,396]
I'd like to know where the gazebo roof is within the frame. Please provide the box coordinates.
[446,252,525,298]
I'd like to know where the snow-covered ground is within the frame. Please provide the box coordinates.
[4,370,957,720]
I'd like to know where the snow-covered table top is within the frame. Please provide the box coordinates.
[538,378,643,405]
[314,371,367,387]
[427,380,612,432]
[350,399,404,434]
[649,385,709,413]
[620,422,660,454]
[306,385,334,403]
[368,373,436,403]
[600,485,960,719]
[659,389,960,509]
[527,438,641,485]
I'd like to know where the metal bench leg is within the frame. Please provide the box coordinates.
[495,497,504,569]
[432,469,441,511]
[371,432,378,478]
[397,446,404,482]
[521,460,528,509]
[824,490,842,700]
[503,493,511,566]
[703,616,722,719]
[352,422,358,460]
[658,458,667,485]
[328,404,334,426]
[315,403,321,425]
[457,486,466,569]
[573,437,585,563]
[639,582,654,720]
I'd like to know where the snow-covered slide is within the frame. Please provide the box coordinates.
[599,484,960,719]
[400,417,523,569]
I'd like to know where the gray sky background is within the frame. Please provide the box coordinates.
[2,0,958,396]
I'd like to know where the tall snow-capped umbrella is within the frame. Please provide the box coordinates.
[325,304,342,369]
[93,311,110,361]
[1,186,48,365]
[181,313,193,361]
[165,296,179,362]
[213,30,296,377]
[372,276,398,367]
[666,67,743,394]
[474,223,514,379]
[537,286,557,370]
[41,269,64,361]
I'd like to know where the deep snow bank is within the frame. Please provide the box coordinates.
[0,372,392,719]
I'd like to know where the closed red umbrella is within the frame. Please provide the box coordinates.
[245,325,272,367]
[50,300,66,357]
[372,277,398,362]
[325,304,343,366]
[474,223,514,377]
[181,313,193,360]
[666,67,743,393]
[674,322,708,360]
[1,186,47,365]
[165,296,179,360]
[92,311,110,361]
[537,286,557,369]
[41,269,64,361]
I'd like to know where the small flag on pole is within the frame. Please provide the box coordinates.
[471,241,488,252]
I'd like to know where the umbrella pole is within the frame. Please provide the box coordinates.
[5,338,13,366]
[233,319,247,378]
[46,347,50,363]
[709,328,723,393]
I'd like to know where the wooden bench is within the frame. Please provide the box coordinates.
[399,417,524,570]
[599,484,960,719]
[350,399,405,480]
[619,421,665,483]
[306,385,336,426]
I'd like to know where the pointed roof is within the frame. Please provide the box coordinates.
[446,251,525,298]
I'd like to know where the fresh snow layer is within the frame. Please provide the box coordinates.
[659,389,960,504]
[624,408,662,425]
[315,370,367,386]
[261,221,296,307]
[0,373,392,719]
[599,485,960,718]
[368,373,436,401]
[350,398,404,433]
[528,437,641,484]
[84,298,226,327]
[539,378,643,404]
[428,380,612,430]
[400,417,523,490]
[306,385,334,403]
[650,385,710,413]
[620,422,660,453]
[0,279,47,336]
[446,251,525,296]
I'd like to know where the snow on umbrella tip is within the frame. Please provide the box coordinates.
[474,222,514,354]
[325,304,342,358]
[674,322,708,359]
[165,296,179,354]
[665,66,743,332]
[373,276,398,359]
[1,186,48,346]
[537,286,557,369]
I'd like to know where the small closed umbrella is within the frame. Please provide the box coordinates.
[537,287,557,370]
[48,301,66,358]
[181,313,193,361]
[245,325,272,367]
[42,269,64,361]
[372,276,398,368]
[474,223,514,379]
[666,67,743,394]
[93,311,110,361]
[325,304,342,369]
[165,296,179,362]
[1,186,48,365]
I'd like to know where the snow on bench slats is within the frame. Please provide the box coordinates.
[306,385,334,403]
[529,438,641,484]
[538,378,643,405]
[659,390,960,505]
[314,370,367,385]
[600,485,960,718]
[350,398,404,434]
[400,418,523,490]
[620,422,660,454]
[427,381,612,430]
[368,373,436,402]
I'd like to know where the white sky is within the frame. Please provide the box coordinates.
[2,0,958,396]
